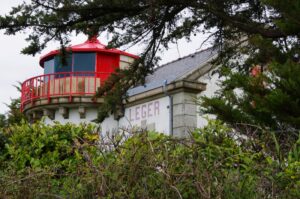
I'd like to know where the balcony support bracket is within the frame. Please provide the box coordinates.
[78,106,86,119]
[43,109,55,120]
[59,107,69,119]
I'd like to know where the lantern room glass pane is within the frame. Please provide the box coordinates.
[44,59,54,75]
[54,54,72,74]
[73,53,95,74]
[44,58,55,82]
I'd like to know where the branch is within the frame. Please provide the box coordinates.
[207,5,288,38]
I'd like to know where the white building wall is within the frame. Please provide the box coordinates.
[42,97,170,135]
[44,107,98,125]
[122,96,170,134]
[102,96,170,135]
[42,73,220,135]
[101,114,119,134]
[197,71,220,128]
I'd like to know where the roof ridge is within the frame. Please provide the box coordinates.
[153,46,215,71]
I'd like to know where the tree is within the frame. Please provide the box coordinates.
[5,97,26,126]
[0,114,6,128]
[0,84,26,128]
[1,120,299,198]
[1,0,300,139]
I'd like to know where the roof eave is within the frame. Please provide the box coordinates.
[39,48,139,68]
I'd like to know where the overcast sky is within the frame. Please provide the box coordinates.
[0,0,210,114]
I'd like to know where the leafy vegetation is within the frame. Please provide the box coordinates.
[0,122,100,198]
[0,120,299,198]
[0,84,26,129]
[1,0,299,124]
[0,1,299,197]
[201,34,300,147]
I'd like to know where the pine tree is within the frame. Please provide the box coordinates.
[0,0,299,139]
[0,84,26,128]
[0,114,6,128]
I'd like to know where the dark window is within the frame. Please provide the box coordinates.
[54,54,72,74]
[44,59,54,75]
[73,53,96,72]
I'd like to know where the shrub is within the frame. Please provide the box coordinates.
[0,120,299,198]
[0,121,100,198]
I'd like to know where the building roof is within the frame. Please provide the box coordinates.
[127,47,218,96]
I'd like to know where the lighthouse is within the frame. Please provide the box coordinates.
[21,36,219,137]
[21,36,138,123]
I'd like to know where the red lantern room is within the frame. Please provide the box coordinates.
[21,36,138,120]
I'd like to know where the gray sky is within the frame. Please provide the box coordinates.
[0,0,210,114]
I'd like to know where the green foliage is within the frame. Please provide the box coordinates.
[0,114,6,128]
[0,2,299,197]
[262,132,300,198]
[201,40,300,146]
[0,121,100,198]
[195,2,300,146]
[0,127,9,163]
[1,84,26,128]
[5,98,26,126]
[0,120,299,198]
[1,0,299,122]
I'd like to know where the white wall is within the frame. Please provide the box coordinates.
[197,71,220,128]
[44,107,98,125]
[102,96,170,135]
[120,96,170,134]
[101,114,119,133]
[42,71,221,134]
[43,96,170,135]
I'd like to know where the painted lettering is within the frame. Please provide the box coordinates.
[154,101,160,115]
[135,106,140,120]
[148,102,153,117]
[129,108,134,121]
[141,104,147,118]
[127,100,161,122]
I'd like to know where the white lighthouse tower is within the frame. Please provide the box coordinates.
[21,36,138,123]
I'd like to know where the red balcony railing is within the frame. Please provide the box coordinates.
[21,71,111,111]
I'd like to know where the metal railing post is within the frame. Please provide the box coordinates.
[20,71,103,110]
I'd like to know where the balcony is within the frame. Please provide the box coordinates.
[21,72,110,112]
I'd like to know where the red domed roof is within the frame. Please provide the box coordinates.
[39,36,139,67]
[70,36,107,50]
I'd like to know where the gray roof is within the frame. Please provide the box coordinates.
[127,47,218,96]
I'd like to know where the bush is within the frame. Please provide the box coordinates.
[0,121,100,198]
[0,120,299,198]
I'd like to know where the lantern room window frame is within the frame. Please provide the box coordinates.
[43,52,97,75]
